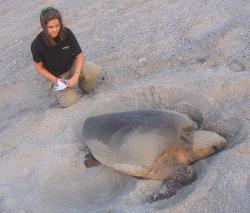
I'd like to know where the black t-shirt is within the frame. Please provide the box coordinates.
[31,27,82,77]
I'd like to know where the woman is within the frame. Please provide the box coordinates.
[31,7,100,107]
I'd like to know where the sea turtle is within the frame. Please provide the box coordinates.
[82,110,226,201]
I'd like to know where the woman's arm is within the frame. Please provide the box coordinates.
[67,52,84,88]
[34,61,58,84]
[74,52,84,74]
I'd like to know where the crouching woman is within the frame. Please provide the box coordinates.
[31,7,100,107]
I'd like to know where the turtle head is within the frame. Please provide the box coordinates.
[191,130,226,161]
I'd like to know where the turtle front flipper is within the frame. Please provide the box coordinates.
[148,165,196,202]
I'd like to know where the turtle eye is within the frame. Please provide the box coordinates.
[212,145,219,152]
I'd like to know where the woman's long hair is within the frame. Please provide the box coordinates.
[40,7,66,47]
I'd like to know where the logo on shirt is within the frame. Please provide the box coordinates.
[62,46,70,50]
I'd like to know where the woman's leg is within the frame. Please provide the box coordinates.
[54,88,81,108]
[79,61,100,92]
[54,69,81,108]
[54,61,100,107]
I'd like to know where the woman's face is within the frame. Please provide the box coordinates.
[46,18,60,38]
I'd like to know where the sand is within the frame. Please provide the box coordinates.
[0,0,249,212]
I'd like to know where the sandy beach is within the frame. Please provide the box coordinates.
[0,0,249,212]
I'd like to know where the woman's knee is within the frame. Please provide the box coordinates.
[82,61,100,80]
[79,61,100,91]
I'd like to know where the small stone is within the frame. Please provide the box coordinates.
[139,58,146,63]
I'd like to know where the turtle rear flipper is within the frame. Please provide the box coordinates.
[84,152,100,168]
[148,165,196,202]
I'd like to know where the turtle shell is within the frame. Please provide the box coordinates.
[82,110,197,179]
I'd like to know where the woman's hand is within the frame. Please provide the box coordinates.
[67,73,80,88]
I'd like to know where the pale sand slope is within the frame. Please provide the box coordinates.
[0,0,249,212]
